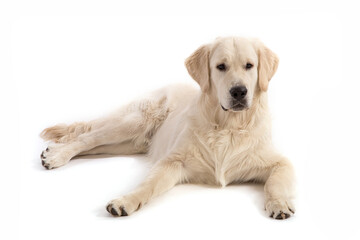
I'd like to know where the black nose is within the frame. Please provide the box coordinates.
[230,86,247,100]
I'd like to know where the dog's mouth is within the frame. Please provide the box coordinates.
[221,105,228,111]
[221,101,248,112]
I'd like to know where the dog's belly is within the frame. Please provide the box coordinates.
[148,84,199,161]
[149,109,189,161]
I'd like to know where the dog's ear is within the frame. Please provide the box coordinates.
[254,41,279,92]
[185,45,210,92]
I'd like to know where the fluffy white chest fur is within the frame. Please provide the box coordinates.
[194,128,251,186]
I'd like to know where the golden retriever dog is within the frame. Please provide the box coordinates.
[40,37,295,220]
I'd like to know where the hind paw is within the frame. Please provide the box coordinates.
[40,144,70,170]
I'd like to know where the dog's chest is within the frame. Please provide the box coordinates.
[190,128,252,186]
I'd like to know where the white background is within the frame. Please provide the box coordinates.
[2,1,360,240]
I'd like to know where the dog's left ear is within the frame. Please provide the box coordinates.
[185,45,210,92]
[254,40,279,92]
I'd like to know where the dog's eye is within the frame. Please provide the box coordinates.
[216,63,227,71]
[245,63,253,70]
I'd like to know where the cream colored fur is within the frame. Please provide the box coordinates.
[40,37,295,220]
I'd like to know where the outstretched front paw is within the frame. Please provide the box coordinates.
[106,196,143,217]
[265,198,295,220]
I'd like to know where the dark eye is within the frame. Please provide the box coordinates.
[245,63,253,70]
[216,63,227,71]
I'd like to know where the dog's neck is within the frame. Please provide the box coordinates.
[196,88,270,132]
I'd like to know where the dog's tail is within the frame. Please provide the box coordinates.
[40,122,91,143]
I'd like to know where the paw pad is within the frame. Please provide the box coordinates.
[274,211,290,220]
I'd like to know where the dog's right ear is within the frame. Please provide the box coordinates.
[185,45,210,92]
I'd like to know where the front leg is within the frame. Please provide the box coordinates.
[264,154,295,220]
[106,157,185,216]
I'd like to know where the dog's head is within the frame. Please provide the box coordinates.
[185,37,279,112]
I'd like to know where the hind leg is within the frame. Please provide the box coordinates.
[78,141,147,156]
[40,122,91,143]
[40,96,169,169]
